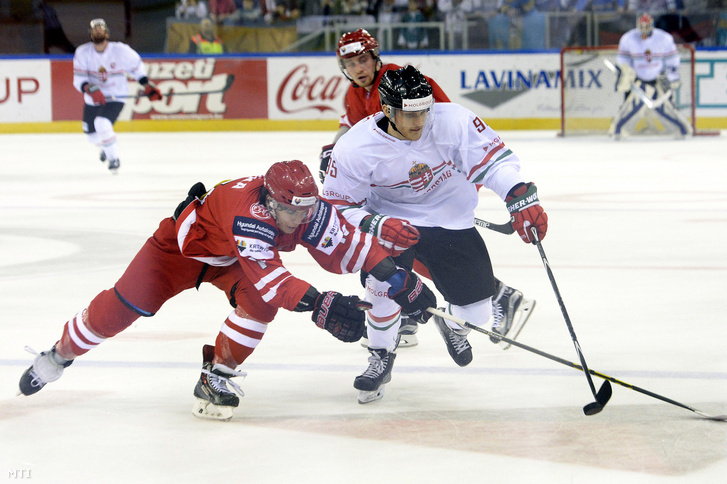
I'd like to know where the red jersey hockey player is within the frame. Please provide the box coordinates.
[18,160,435,420]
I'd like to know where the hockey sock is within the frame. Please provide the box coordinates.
[55,308,106,359]
[214,311,268,368]
[447,299,492,331]
[365,311,400,352]
[94,116,119,161]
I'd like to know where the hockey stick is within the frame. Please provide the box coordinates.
[529,226,612,415]
[104,74,235,101]
[602,59,671,110]
[474,217,515,235]
[427,308,726,421]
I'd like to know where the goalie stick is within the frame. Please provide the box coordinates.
[427,308,726,421]
[602,59,672,110]
[104,74,235,101]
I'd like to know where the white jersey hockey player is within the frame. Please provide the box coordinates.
[322,66,548,403]
[72,18,161,172]
[609,13,692,138]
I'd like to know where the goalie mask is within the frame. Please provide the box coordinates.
[264,160,319,229]
[89,18,110,44]
[638,13,654,39]
[378,66,434,140]
[336,29,382,84]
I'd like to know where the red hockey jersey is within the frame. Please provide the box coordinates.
[175,176,388,312]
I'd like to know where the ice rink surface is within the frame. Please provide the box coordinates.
[1,129,726,483]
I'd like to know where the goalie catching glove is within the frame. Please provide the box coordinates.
[295,288,371,343]
[506,182,548,244]
[387,268,436,324]
[361,214,420,256]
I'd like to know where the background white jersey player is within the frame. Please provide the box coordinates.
[73,18,161,172]
[322,66,548,403]
[610,13,691,138]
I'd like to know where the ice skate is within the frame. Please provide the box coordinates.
[18,346,73,396]
[491,281,536,350]
[192,359,246,421]
[397,315,418,348]
[354,348,396,404]
[99,151,106,162]
[108,158,120,173]
[433,310,472,367]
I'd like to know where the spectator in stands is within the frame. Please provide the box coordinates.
[189,17,226,53]
[494,0,548,50]
[625,0,678,12]
[438,0,477,49]
[573,0,624,11]
[209,0,238,24]
[36,0,75,54]
[262,0,300,22]
[238,0,264,23]
[398,0,429,48]
[341,0,369,15]
[176,0,210,19]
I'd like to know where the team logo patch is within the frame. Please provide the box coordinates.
[250,203,271,220]
[408,162,434,192]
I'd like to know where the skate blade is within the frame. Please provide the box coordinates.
[192,398,235,421]
[396,333,418,348]
[500,299,536,350]
[358,385,385,404]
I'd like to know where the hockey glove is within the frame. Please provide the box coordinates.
[387,268,436,324]
[319,143,334,183]
[83,83,106,105]
[506,182,548,244]
[361,214,420,256]
[312,291,372,343]
[142,80,162,101]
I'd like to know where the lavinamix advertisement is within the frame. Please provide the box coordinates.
[1,51,725,130]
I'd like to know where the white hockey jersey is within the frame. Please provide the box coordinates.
[73,41,148,104]
[616,28,680,82]
[322,103,526,231]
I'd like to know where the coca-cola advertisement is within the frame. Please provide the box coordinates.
[267,56,347,120]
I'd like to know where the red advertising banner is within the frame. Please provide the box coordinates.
[51,57,267,121]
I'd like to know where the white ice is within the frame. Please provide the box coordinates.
[0,129,726,483]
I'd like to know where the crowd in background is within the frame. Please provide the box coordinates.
[173,0,727,50]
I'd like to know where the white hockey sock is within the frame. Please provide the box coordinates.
[94,117,119,161]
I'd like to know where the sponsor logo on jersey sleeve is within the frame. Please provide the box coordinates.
[302,201,345,255]
[232,216,277,253]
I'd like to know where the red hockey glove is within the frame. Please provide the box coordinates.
[143,81,162,101]
[312,291,372,343]
[319,143,334,183]
[361,214,420,256]
[83,84,105,105]
[387,268,436,324]
[506,182,548,244]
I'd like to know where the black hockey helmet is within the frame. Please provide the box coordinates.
[378,65,434,112]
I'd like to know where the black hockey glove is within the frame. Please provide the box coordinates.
[387,268,436,324]
[318,143,334,183]
[312,291,372,343]
[173,182,207,220]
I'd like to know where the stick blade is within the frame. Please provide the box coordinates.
[583,381,612,416]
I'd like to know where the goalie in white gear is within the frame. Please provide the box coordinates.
[322,66,546,404]
[609,13,692,138]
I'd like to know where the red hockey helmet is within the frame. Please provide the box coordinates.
[264,160,319,224]
[337,29,381,80]
[637,13,654,38]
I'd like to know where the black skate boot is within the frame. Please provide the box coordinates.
[192,345,246,421]
[18,346,73,396]
[491,279,535,349]
[433,309,473,367]
[99,151,106,162]
[354,348,396,404]
[108,158,120,172]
